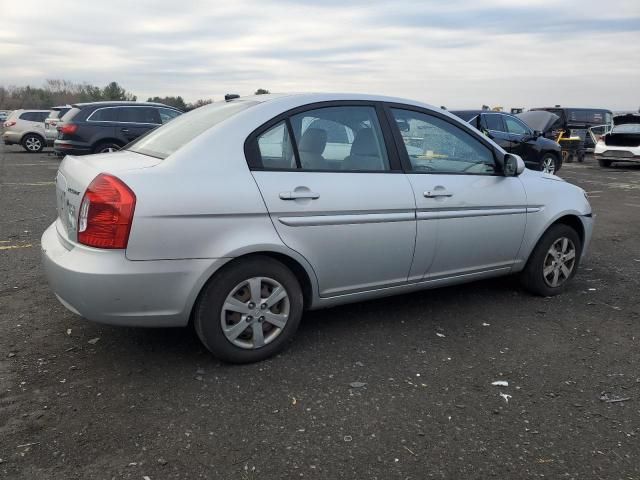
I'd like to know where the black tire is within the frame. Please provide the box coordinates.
[520,224,582,297]
[194,256,304,363]
[598,159,612,168]
[539,153,558,174]
[93,141,122,154]
[22,133,45,153]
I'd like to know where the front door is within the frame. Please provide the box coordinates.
[249,104,417,297]
[387,107,527,280]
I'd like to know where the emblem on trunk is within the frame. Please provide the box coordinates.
[67,187,80,196]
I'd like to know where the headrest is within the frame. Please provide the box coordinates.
[350,128,378,156]
[299,128,327,154]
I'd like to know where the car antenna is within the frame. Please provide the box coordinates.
[225,94,240,102]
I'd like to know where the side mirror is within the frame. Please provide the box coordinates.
[533,130,543,138]
[503,153,525,177]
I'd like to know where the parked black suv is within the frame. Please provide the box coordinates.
[54,101,182,155]
[530,107,613,150]
[450,110,562,173]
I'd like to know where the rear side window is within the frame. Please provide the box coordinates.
[289,105,389,171]
[61,108,81,122]
[158,108,181,124]
[118,107,161,124]
[127,100,259,159]
[89,108,119,122]
[257,121,296,169]
[20,112,47,121]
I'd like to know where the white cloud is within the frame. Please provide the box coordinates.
[0,0,638,109]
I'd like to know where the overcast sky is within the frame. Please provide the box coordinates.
[1,0,638,109]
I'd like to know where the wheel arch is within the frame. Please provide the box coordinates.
[187,247,319,326]
[521,213,586,268]
[21,131,46,143]
[92,138,126,151]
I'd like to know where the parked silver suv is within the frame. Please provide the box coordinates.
[2,109,50,152]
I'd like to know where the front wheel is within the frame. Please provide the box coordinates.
[520,224,582,297]
[194,256,304,363]
[22,134,44,153]
[598,159,612,168]
[540,154,558,174]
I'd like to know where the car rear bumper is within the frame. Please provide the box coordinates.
[594,152,640,163]
[54,139,92,155]
[2,131,21,144]
[41,222,228,327]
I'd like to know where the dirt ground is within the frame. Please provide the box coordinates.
[1,143,639,479]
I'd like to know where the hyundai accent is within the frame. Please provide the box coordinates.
[41,93,593,363]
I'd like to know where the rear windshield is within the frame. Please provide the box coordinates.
[612,124,640,134]
[127,101,259,159]
[49,108,70,120]
[61,107,81,122]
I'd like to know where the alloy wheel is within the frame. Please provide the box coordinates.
[543,237,576,287]
[542,157,556,174]
[25,137,42,152]
[220,277,290,349]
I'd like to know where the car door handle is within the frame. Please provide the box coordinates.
[279,191,320,200]
[424,190,453,198]
[121,128,129,133]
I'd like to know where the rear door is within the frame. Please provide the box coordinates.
[248,103,419,297]
[117,107,161,143]
[387,106,527,280]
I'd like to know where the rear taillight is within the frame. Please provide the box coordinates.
[78,174,136,249]
[4,120,16,127]
[59,123,78,135]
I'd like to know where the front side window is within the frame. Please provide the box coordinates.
[483,114,505,132]
[504,116,531,135]
[391,109,496,175]
[289,106,389,171]
[256,121,296,169]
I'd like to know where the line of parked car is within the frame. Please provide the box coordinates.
[3,101,639,170]
[1,101,182,154]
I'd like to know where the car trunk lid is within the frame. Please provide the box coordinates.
[55,150,161,243]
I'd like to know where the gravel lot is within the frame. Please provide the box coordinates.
[1,142,639,479]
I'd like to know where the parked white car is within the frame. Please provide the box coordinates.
[42,93,593,363]
[594,113,640,167]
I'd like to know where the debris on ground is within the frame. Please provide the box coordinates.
[491,380,509,387]
[87,337,100,345]
[349,381,366,388]
[500,392,512,403]
[482,322,490,327]
[599,392,631,403]
[436,333,445,338]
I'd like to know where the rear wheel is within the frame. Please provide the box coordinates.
[598,159,612,168]
[520,224,582,296]
[540,153,558,174]
[22,134,44,153]
[194,256,304,363]
[93,141,122,154]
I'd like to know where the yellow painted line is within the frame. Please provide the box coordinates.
[0,244,33,251]
[1,182,55,186]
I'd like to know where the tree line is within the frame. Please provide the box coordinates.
[0,80,269,111]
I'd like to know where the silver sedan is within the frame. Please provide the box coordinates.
[41,93,593,363]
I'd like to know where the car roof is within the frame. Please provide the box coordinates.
[229,92,438,109]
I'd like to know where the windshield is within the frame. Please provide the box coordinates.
[127,100,259,159]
